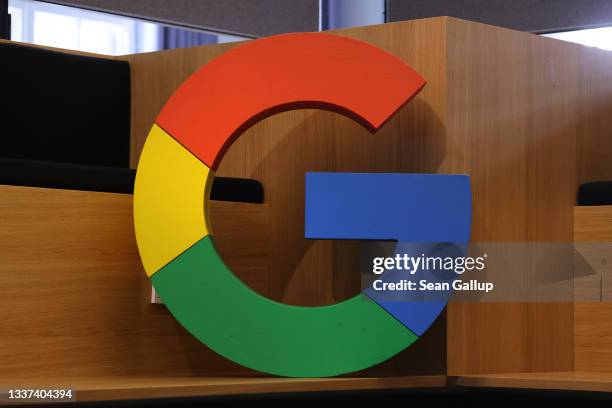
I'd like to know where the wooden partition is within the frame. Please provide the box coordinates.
[443,18,580,375]
[454,207,612,391]
[0,185,267,379]
[574,206,612,372]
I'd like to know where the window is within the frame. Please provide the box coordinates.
[9,0,160,55]
[8,0,246,55]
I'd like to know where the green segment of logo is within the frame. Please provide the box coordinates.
[151,236,418,377]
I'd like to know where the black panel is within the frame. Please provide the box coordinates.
[0,42,130,168]
[0,159,264,203]
[578,181,612,206]
[1,43,264,202]
[0,159,135,194]
[42,0,319,38]
[0,0,8,39]
[387,0,612,33]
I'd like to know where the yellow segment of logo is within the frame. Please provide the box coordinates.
[133,124,214,276]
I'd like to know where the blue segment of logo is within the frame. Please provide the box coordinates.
[305,172,472,336]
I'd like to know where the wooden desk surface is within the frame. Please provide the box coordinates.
[453,372,612,393]
[5,372,612,402]
[0,375,446,403]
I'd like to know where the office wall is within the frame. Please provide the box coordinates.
[41,0,319,37]
[387,0,612,32]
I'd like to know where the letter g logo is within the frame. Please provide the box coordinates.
[134,33,471,377]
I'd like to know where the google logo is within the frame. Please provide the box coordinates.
[134,32,471,377]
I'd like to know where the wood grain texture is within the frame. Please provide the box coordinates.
[0,375,446,403]
[574,205,612,372]
[0,185,267,379]
[452,371,612,392]
[575,49,612,186]
[442,17,612,375]
[575,303,612,372]
[574,206,612,242]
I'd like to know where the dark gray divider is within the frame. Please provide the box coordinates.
[41,0,319,37]
[386,0,612,33]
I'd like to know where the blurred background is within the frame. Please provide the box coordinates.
[2,0,612,56]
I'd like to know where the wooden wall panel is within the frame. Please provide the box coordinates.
[574,206,612,243]
[444,18,589,375]
[576,50,612,185]
[574,205,612,372]
[0,185,271,379]
[575,303,612,372]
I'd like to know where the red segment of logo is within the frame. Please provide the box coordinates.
[155,32,426,170]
